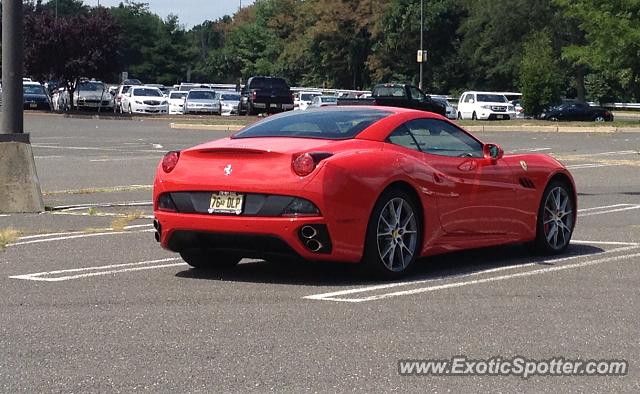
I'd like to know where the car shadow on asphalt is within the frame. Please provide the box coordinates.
[174,243,604,287]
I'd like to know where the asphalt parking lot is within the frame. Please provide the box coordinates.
[1,113,639,392]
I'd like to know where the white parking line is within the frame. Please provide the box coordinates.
[8,229,154,247]
[578,204,640,217]
[9,258,185,282]
[304,243,639,303]
[32,144,166,153]
[306,252,640,303]
[566,163,622,170]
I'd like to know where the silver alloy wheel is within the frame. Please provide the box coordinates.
[542,186,574,250]
[376,197,418,272]
[595,115,605,122]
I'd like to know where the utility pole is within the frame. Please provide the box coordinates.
[419,0,424,91]
[0,0,44,213]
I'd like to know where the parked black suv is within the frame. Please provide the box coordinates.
[239,76,294,115]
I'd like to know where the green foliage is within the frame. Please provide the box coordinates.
[13,0,640,102]
[555,0,640,100]
[519,31,562,116]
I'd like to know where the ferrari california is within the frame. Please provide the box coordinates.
[153,106,576,278]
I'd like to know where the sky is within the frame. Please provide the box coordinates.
[84,0,256,28]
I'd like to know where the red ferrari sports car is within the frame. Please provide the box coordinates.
[153,106,576,278]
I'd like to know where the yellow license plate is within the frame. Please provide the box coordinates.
[208,192,244,215]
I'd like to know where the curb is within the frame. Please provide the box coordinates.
[465,125,640,133]
[169,123,244,131]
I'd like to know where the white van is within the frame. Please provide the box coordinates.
[457,91,516,120]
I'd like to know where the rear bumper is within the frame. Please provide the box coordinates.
[154,211,352,262]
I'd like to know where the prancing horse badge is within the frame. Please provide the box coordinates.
[520,160,528,171]
[224,164,232,176]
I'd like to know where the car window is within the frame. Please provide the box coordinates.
[321,97,337,103]
[375,86,405,97]
[133,88,163,97]
[221,94,240,101]
[476,94,508,103]
[388,125,420,151]
[233,108,391,140]
[403,119,483,157]
[23,85,47,95]
[78,82,105,92]
[169,92,187,99]
[188,91,215,100]
[409,87,425,101]
[464,94,474,103]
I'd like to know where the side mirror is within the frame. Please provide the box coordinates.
[469,99,475,104]
[483,143,504,160]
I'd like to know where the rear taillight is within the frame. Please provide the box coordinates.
[292,152,333,177]
[162,151,180,173]
[251,91,257,101]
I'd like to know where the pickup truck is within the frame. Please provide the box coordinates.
[337,83,446,116]
[239,76,294,115]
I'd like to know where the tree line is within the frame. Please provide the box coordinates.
[6,0,640,114]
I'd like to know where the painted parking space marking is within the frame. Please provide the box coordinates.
[8,229,154,247]
[578,203,640,217]
[306,252,640,303]
[566,163,622,170]
[304,241,639,303]
[9,258,185,282]
[32,144,166,154]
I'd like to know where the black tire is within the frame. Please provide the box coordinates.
[457,112,462,120]
[247,102,255,116]
[594,115,605,122]
[472,111,477,120]
[361,188,422,279]
[549,116,559,121]
[533,180,575,254]
[180,250,242,270]
[128,105,133,115]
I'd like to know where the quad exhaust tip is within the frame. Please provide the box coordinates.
[305,239,323,252]
[301,225,318,239]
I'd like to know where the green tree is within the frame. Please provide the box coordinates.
[367,0,465,93]
[555,0,640,101]
[519,31,562,116]
[458,0,557,91]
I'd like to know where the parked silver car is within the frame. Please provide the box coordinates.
[215,92,241,115]
[74,80,114,111]
[184,89,217,115]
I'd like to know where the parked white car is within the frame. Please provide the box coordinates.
[122,86,168,115]
[168,91,188,114]
[457,91,516,120]
[294,91,322,110]
[215,91,241,115]
[309,95,338,108]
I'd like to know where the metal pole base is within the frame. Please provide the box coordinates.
[0,141,44,213]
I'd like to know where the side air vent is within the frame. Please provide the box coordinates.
[519,177,536,189]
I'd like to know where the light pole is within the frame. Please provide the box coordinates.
[419,0,424,90]
[0,0,44,212]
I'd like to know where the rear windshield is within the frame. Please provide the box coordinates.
[374,86,405,97]
[249,78,290,90]
[169,92,187,99]
[300,93,320,101]
[23,85,47,95]
[220,93,240,100]
[321,96,337,103]
[78,82,105,92]
[233,108,391,140]
[188,91,215,100]
[477,94,507,103]
[132,88,163,97]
